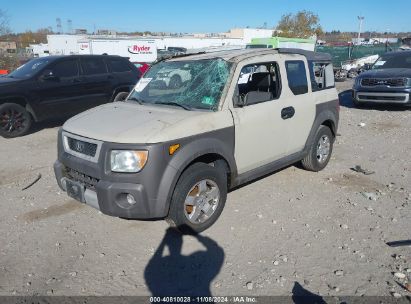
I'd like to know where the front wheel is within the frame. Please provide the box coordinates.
[0,103,32,138]
[301,125,334,172]
[113,91,129,102]
[167,163,227,234]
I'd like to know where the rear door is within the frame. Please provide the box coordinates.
[106,57,140,91]
[79,57,112,109]
[280,56,316,154]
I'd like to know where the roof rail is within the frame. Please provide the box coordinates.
[152,51,206,65]
[276,48,332,61]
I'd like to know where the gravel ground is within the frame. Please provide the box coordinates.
[0,79,410,298]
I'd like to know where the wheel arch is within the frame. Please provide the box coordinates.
[0,96,37,121]
[156,134,236,217]
[110,85,134,102]
[321,119,336,137]
[303,104,338,154]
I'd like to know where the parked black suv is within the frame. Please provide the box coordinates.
[0,55,141,138]
[353,50,411,107]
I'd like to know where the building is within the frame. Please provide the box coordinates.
[225,28,274,43]
[97,29,117,36]
[0,41,17,54]
[32,28,313,58]
[75,29,88,35]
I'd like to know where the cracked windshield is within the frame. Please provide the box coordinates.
[128,59,232,110]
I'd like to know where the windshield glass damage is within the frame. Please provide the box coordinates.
[127,58,232,111]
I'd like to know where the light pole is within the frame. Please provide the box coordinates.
[357,16,365,45]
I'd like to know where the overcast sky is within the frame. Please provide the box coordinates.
[2,0,409,34]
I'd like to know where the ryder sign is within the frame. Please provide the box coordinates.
[80,39,157,63]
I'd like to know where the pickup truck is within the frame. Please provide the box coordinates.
[54,48,339,233]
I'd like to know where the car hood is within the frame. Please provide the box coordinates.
[0,76,23,86]
[359,68,411,78]
[63,102,229,144]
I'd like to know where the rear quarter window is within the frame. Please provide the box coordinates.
[108,59,132,73]
[285,60,308,95]
[309,61,335,91]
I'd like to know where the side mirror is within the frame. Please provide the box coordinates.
[233,95,245,107]
[41,70,59,81]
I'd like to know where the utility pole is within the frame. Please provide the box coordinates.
[357,16,364,45]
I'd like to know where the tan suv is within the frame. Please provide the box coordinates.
[54,48,339,233]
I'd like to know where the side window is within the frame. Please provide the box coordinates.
[285,61,308,95]
[81,58,107,75]
[309,61,335,91]
[51,60,79,78]
[236,62,281,106]
[108,59,132,73]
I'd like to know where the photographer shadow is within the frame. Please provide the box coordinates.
[144,228,224,297]
[292,282,327,304]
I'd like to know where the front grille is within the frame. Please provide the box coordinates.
[65,167,99,190]
[361,78,407,87]
[67,137,97,157]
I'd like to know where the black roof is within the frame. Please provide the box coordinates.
[32,54,125,61]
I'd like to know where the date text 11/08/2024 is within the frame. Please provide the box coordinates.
[149,296,257,303]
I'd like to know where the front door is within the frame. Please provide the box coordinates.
[35,58,84,118]
[230,60,290,175]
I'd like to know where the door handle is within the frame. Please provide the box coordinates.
[281,107,295,120]
[72,77,84,83]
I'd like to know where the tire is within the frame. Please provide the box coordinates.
[301,125,334,172]
[168,75,182,89]
[0,103,32,138]
[167,162,227,234]
[113,91,129,102]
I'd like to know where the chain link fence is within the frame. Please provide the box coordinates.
[316,43,401,68]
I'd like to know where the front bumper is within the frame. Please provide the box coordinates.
[54,160,153,218]
[354,91,411,104]
[54,129,178,219]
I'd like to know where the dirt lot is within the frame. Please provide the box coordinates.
[1,79,410,298]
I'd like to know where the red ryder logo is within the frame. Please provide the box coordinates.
[128,45,151,54]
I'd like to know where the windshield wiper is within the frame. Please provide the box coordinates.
[127,97,145,105]
[154,101,192,111]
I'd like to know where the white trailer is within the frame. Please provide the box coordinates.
[78,39,157,63]
[47,34,87,55]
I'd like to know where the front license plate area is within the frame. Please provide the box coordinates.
[66,179,85,203]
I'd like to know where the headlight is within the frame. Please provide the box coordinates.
[110,150,148,173]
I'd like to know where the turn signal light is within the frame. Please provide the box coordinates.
[169,144,180,155]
